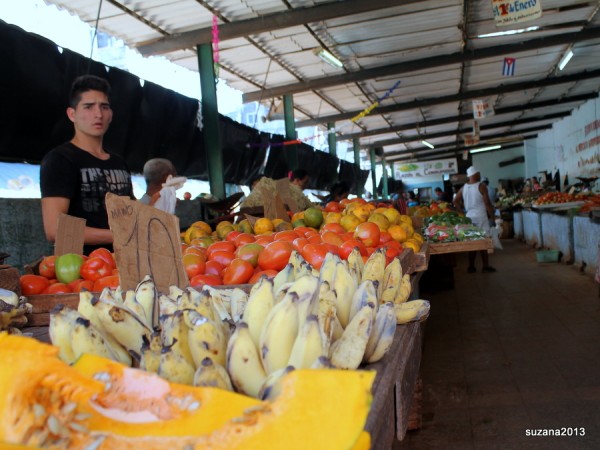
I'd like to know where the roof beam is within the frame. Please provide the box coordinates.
[296,69,600,127]
[364,111,569,148]
[338,92,598,140]
[244,26,600,104]
[137,0,414,56]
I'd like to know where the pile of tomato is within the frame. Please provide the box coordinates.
[19,248,119,296]
[182,221,404,287]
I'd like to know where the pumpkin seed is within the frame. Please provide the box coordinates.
[187,401,200,411]
[60,402,77,415]
[69,422,89,433]
[33,403,46,418]
[83,435,106,450]
[46,415,61,435]
[74,412,93,421]
[93,372,111,382]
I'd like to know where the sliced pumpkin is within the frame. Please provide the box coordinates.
[0,333,375,450]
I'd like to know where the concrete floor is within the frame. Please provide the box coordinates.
[396,239,600,450]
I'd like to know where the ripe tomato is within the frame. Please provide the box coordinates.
[248,269,279,284]
[80,257,112,281]
[377,244,401,265]
[354,222,380,248]
[222,259,254,285]
[273,230,299,242]
[321,231,344,247]
[233,232,256,247]
[206,241,236,259]
[20,274,50,296]
[339,239,368,259]
[225,230,242,242]
[258,240,293,271]
[190,273,223,287]
[88,248,116,271]
[184,245,207,257]
[183,253,206,279]
[209,250,236,267]
[43,283,73,294]
[324,201,341,212]
[321,223,346,234]
[307,234,322,245]
[68,278,95,293]
[301,243,329,270]
[235,243,265,267]
[254,235,274,246]
[204,260,225,276]
[92,275,120,292]
[292,237,309,253]
[379,231,393,244]
[38,255,57,279]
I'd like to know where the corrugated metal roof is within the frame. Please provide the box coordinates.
[43,0,600,162]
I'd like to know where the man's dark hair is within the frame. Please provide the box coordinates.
[69,75,111,108]
[290,168,308,181]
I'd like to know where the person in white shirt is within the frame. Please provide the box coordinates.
[453,166,496,273]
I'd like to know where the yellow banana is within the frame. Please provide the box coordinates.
[330,302,375,370]
[139,331,162,373]
[161,310,194,366]
[229,288,249,324]
[158,345,195,385]
[123,289,152,328]
[259,294,299,375]
[349,280,378,324]
[363,301,397,363]
[288,250,306,278]
[311,355,335,369]
[0,288,19,307]
[347,248,364,285]
[178,288,215,320]
[244,276,275,349]
[168,284,185,302]
[226,322,267,398]
[134,275,159,328]
[48,305,79,364]
[71,315,120,361]
[362,247,387,299]
[380,257,402,304]
[257,366,294,401]
[184,309,227,367]
[274,281,293,304]
[317,290,338,343]
[93,296,152,362]
[394,273,412,304]
[193,357,233,391]
[159,294,179,316]
[318,252,339,287]
[287,315,329,369]
[291,273,320,332]
[394,299,430,324]
[272,263,295,294]
[333,259,357,328]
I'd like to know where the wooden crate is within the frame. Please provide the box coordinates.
[429,238,493,255]
[411,242,430,272]
[0,264,21,294]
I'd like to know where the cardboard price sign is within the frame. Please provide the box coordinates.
[105,193,188,293]
[54,214,85,256]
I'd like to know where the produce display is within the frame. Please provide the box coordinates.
[179,199,424,287]
[46,248,429,398]
[0,333,374,450]
[423,212,487,243]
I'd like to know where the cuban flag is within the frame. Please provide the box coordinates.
[502,57,516,76]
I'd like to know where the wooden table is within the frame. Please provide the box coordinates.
[429,238,493,255]
[364,320,424,449]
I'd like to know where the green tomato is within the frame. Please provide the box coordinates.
[55,253,84,284]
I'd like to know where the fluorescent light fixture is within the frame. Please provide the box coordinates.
[313,48,343,68]
[421,140,435,149]
[469,145,501,154]
[558,50,574,71]
[477,26,539,39]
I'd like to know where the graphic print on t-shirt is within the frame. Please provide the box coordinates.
[80,168,132,213]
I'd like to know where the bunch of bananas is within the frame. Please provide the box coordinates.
[49,249,430,400]
[0,288,32,333]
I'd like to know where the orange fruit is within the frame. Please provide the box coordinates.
[254,218,274,235]
[403,239,421,253]
[367,212,390,231]
[388,224,408,243]
[190,221,212,235]
[382,208,401,225]
[340,214,361,232]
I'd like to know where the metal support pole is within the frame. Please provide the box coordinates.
[369,148,378,201]
[327,122,337,158]
[283,94,298,171]
[197,43,225,200]
[381,158,389,200]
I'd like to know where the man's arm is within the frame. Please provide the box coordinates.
[453,187,464,211]
[41,197,113,245]
[478,184,495,219]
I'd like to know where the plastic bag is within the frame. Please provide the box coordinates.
[153,175,187,214]
[490,226,503,250]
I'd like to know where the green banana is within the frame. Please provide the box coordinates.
[363,301,397,363]
[193,357,233,391]
[244,276,275,349]
[330,302,375,370]
[226,322,267,398]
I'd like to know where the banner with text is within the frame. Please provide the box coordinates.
[492,0,542,26]
[394,158,458,179]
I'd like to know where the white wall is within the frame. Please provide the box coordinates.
[473,145,525,190]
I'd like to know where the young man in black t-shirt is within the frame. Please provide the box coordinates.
[40,75,134,254]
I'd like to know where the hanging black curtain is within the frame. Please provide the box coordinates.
[263,136,289,180]
[219,117,265,185]
[339,160,370,195]
[311,150,340,190]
